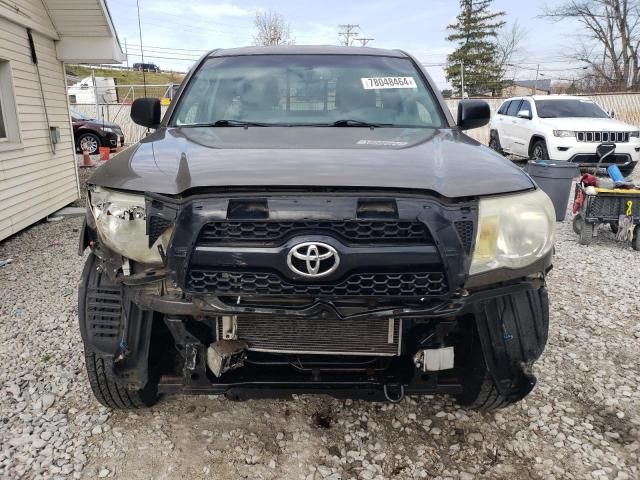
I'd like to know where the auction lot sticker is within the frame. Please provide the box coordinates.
[361,77,417,89]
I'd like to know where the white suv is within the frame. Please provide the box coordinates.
[489,95,639,176]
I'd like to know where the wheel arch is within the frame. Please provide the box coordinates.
[528,134,547,157]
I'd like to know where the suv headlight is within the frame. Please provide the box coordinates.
[470,189,555,275]
[553,130,575,138]
[88,187,171,264]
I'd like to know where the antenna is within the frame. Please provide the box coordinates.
[136,0,147,96]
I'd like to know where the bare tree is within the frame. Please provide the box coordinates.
[253,10,294,46]
[543,0,640,91]
[495,21,527,82]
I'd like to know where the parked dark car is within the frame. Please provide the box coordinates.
[70,108,124,155]
[79,46,555,410]
[132,62,160,72]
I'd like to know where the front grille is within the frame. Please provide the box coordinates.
[576,131,629,143]
[571,153,630,165]
[86,286,121,339]
[197,220,431,245]
[218,315,401,356]
[188,270,447,296]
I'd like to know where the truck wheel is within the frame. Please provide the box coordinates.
[84,350,158,409]
[619,165,636,178]
[80,254,158,409]
[633,225,640,251]
[579,221,594,245]
[572,214,583,234]
[456,331,517,409]
[531,140,549,160]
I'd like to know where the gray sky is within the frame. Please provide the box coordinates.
[107,0,582,88]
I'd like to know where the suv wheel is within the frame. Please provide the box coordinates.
[619,164,637,178]
[78,133,101,155]
[79,254,159,409]
[531,140,549,160]
[489,133,503,155]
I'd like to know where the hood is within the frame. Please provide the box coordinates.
[540,117,636,131]
[89,126,535,198]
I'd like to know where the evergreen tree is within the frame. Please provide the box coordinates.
[446,0,506,97]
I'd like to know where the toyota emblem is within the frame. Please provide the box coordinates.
[287,242,340,278]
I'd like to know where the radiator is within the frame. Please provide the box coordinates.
[216,315,401,356]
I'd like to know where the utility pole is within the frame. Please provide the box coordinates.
[533,64,540,94]
[91,69,99,119]
[338,24,360,46]
[356,37,374,46]
[124,38,129,69]
[460,62,465,98]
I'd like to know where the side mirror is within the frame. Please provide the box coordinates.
[517,110,532,119]
[457,100,490,130]
[131,97,161,128]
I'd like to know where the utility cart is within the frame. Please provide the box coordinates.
[572,183,640,249]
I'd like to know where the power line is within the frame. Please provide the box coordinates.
[136,0,147,95]
[338,24,360,46]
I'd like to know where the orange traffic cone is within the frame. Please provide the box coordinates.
[79,146,93,168]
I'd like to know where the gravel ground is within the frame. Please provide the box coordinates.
[0,167,639,480]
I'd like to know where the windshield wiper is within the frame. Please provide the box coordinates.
[181,120,273,127]
[330,119,391,127]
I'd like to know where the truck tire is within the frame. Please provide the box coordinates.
[572,214,583,234]
[79,254,159,409]
[633,225,640,251]
[456,287,548,410]
[531,139,549,160]
[619,164,636,178]
[579,221,594,245]
[84,350,158,409]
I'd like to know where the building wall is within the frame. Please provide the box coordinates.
[0,13,79,241]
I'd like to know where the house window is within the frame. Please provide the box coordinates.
[0,59,21,148]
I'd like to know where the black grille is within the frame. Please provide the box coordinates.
[86,286,121,339]
[576,131,629,143]
[571,154,631,165]
[188,270,447,297]
[454,220,474,253]
[197,221,430,244]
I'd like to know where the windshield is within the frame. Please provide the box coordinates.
[535,99,609,118]
[171,54,444,128]
[70,108,91,120]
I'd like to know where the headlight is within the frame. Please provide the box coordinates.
[553,130,575,138]
[102,127,115,133]
[89,187,171,264]
[470,189,555,275]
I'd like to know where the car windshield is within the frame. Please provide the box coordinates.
[535,99,609,118]
[171,54,444,128]
[70,108,91,120]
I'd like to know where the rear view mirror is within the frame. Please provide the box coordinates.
[131,97,161,128]
[457,100,490,130]
[517,110,531,119]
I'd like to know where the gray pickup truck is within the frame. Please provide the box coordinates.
[79,46,555,410]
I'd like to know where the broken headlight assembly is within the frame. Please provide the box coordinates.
[88,186,172,265]
[470,188,555,275]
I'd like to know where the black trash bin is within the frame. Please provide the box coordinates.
[526,160,580,221]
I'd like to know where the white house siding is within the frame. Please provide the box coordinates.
[0,7,78,241]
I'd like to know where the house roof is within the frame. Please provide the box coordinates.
[0,0,124,63]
